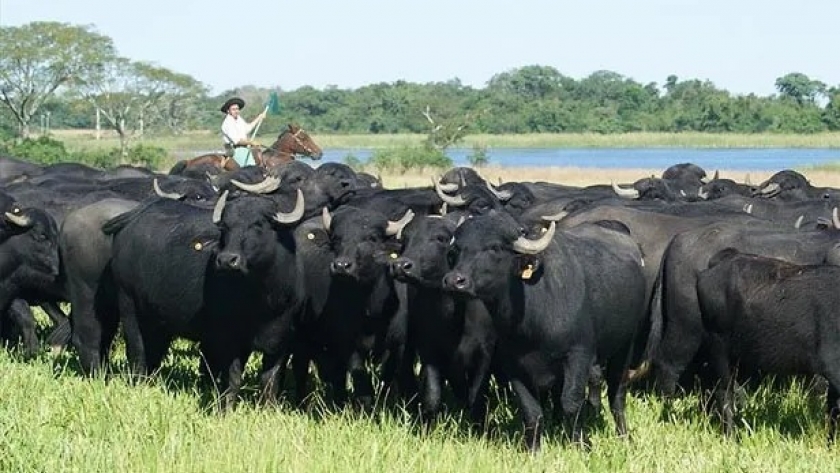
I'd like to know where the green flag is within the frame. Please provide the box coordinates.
[266,91,281,115]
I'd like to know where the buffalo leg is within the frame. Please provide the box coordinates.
[560,351,594,447]
[419,363,443,427]
[6,300,39,358]
[259,351,289,406]
[41,302,70,351]
[71,286,108,375]
[349,351,374,409]
[511,378,543,452]
[119,291,148,378]
[706,337,735,437]
[291,347,312,406]
[218,356,245,412]
[604,357,629,437]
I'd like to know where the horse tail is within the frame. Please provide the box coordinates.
[169,160,188,175]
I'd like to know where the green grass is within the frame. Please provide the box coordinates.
[1,337,839,472]
[49,129,840,153]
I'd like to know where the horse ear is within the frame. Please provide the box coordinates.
[287,123,294,131]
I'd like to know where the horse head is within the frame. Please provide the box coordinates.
[264,124,324,166]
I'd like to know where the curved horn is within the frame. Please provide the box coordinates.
[212,190,229,224]
[486,181,513,201]
[697,187,709,200]
[744,173,752,185]
[439,202,448,216]
[460,174,467,187]
[4,211,31,227]
[611,181,640,199]
[794,215,804,229]
[434,176,459,193]
[321,207,332,232]
[434,178,467,206]
[273,189,305,224]
[153,178,183,200]
[385,209,415,236]
[513,221,556,255]
[713,170,720,180]
[456,216,466,228]
[231,175,281,194]
[833,207,840,230]
[744,203,753,214]
[758,182,780,196]
[541,211,568,222]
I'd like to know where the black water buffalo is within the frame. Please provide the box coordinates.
[291,205,413,407]
[390,213,496,426]
[697,248,840,443]
[653,220,840,398]
[61,198,140,374]
[102,191,306,409]
[697,178,754,200]
[0,207,61,349]
[0,155,43,182]
[443,211,648,450]
[753,170,840,201]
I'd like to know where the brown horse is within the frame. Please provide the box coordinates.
[169,123,323,175]
[260,124,324,167]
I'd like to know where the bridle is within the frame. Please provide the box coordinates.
[264,128,317,159]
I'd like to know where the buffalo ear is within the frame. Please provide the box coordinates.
[516,255,542,282]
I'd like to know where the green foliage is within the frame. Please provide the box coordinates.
[342,152,363,170]
[366,145,453,173]
[467,144,490,167]
[0,136,71,165]
[0,136,167,169]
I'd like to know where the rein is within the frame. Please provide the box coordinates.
[263,128,315,159]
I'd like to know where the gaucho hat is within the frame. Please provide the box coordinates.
[220,97,245,113]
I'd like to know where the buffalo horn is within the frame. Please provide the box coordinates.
[512,221,556,255]
[434,176,459,193]
[697,187,709,200]
[611,181,640,199]
[434,178,467,206]
[153,178,184,200]
[231,175,281,194]
[758,182,780,196]
[385,209,415,236]
[212,190,229,224]
[794,215,804,229]
[541,211,568,222]
[4,211,31,227]
[713,170,720,180]
[486,181,513,201]
[321,207,332,232]
[273,189,305,224]
[833,207,840,230]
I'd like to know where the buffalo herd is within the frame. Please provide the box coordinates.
[1,154,839,451]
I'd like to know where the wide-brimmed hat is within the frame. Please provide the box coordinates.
[220,97,245,113]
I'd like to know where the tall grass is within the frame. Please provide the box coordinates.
[1,345,838,473]
[48,129,840,152]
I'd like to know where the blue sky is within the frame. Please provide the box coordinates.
[2,0,838,96]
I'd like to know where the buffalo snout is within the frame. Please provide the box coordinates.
[330,257,355,275]
[390,257,415,280]
[216,251,244,271]
[443,271,473,293]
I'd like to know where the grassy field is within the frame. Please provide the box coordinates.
[49,129,840,152]
[1,338,838,473]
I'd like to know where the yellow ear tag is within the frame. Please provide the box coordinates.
[390,253,399,259]
[307,232,315,240]
[521,264,534,280]
[193,242,203,251]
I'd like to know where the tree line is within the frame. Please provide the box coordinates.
[3,21,840,155]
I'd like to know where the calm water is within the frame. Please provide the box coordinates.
[179,147,840,171]
[318,148,840,171]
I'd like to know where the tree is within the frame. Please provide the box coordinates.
[80,58,205,159]
[0,22,117,137]
[775,72,826,105]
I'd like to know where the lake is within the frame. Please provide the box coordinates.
[316,148,840,171]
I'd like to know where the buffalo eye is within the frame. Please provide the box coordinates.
[435,234,449,244]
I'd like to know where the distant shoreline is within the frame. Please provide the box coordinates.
[47,129,840,152]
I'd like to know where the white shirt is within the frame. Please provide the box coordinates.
[221,114,255,146]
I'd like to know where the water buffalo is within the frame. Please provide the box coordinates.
[443,211,648,450]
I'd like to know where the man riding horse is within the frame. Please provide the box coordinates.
[220,97,267,167]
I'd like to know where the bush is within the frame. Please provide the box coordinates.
[0,136,71,165]
[367,145,453,173]
[467,144,490,167]
[342,153,363,171]
[124,144,169,169]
